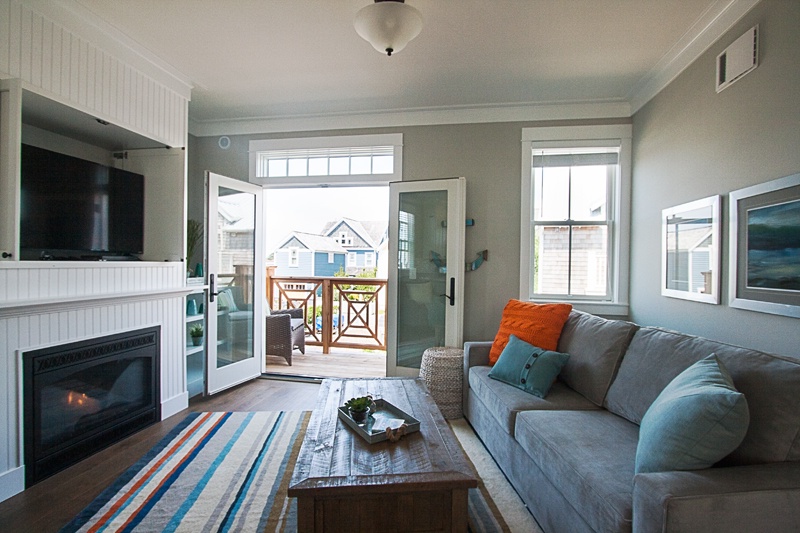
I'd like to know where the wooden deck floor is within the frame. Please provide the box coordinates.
[265,345,387,379]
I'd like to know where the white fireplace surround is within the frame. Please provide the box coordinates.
[0,261,189,502]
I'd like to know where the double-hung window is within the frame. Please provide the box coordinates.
[521,125,632,315]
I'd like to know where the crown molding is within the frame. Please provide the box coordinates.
[188,100,632,137]
[628,0,761,114]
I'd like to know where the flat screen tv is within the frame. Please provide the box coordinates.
[20,144,145,260]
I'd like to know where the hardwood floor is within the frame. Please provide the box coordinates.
[0,378,320,533]
[265,345,387,379]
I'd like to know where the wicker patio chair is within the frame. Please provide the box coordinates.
[265,308,305,366]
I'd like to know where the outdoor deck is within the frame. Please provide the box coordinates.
[265,345,386,379]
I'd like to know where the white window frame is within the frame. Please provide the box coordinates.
[288,247,299,268]
[365,252,375,268]
[249,133,403,188]
[328,252,335,263]
[347,252,357,267]
[521,124,632,316]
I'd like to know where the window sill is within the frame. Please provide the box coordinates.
[528,299,629,319]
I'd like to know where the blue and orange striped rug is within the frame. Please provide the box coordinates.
[60,411,518,532]
[60,412,308,533]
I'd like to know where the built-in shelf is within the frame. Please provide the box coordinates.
[185,286,208,398]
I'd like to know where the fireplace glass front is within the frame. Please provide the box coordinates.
[23,327,160,486]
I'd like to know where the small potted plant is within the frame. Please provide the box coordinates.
[190,324,204,346]
[345,395,373,424]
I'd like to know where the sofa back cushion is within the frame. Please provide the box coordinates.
[556,310,638,406]
[604,327,800,465]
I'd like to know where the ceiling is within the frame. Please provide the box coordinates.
[65,0,758,134]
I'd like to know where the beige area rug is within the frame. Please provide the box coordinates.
[450,418,544,533]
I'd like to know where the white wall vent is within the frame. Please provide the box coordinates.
[716,26,759,93]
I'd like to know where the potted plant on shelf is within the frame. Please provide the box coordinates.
[190,324,204,346]
[345,395,373,424]
[186,219,203,278]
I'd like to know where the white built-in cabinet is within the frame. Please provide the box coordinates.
[0,0,194,502]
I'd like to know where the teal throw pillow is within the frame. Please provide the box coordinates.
[488,334,570,398]
[635,354,750,474]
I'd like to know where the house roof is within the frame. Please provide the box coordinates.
[321,218,387,249]
[275,232,347,254]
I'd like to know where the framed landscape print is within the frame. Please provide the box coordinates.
[729,173,800,318]
[662,195,721,304]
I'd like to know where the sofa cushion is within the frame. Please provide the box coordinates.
[636,355,750,473]
[557,310,638,406]
[515,410,638,533]
[469,365,598,435]
[489,334,570,398]
[605,327,800,465]
[489,300,572,364]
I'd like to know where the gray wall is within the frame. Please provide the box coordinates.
[189,119,627,342]
[630,0,800,358]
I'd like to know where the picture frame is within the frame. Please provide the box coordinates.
[661,195,721,304]
[729,173,800,318]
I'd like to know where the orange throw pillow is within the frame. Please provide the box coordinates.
[489,300,573,364]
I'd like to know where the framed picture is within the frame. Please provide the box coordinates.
[729,173,800,318]
[662,195,721,304]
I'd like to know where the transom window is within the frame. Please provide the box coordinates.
[249,134,403,187]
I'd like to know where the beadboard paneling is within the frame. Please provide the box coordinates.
[0,0,188,148]
[0,261,187,499]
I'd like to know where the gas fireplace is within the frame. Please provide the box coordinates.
[23,327,160,486]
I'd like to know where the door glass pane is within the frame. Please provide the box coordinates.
[215,188,256,369]
[396,190,447,369]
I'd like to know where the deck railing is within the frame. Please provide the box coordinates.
[266,274,387,354]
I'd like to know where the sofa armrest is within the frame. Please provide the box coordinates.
[464,341,492,368]
[463,341,493,409]
[633,462,800,533]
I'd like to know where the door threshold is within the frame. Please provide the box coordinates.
[260,373,323,384]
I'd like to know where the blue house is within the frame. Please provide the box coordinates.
[272,232,347,278]
[320,218,387,276]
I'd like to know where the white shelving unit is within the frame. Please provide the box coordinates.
[186,283,208,398]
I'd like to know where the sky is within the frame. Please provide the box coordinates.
[263,186,389,253]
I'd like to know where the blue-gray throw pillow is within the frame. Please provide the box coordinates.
[635,354,750,474]
[488,334,570,398]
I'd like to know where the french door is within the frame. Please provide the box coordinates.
[206,172,265,394]
[387,177,466,376]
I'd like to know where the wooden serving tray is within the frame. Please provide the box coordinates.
[337,398,421,444]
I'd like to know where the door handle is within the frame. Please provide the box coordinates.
[441,277,455,306]
[209,273,217,302]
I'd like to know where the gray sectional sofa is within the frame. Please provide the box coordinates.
[463,309,800,533]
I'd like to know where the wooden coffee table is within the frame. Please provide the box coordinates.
[289,378,478,532]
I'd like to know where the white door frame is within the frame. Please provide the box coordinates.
[206,171,265,394]
[387,177,466,377]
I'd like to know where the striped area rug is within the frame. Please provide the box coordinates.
[61,411,519,532]
[61,412,308,533]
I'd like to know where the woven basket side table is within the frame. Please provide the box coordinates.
[420,346,464,419]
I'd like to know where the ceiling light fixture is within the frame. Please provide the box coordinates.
[354,0,423,57]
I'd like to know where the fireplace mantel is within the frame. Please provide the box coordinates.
[0,260,189,502]
[0,287,192,319]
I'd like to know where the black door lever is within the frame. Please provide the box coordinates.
[441,277,455,306]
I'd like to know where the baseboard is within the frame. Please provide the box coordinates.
[161,391,188,420]
[0,466,24,504]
